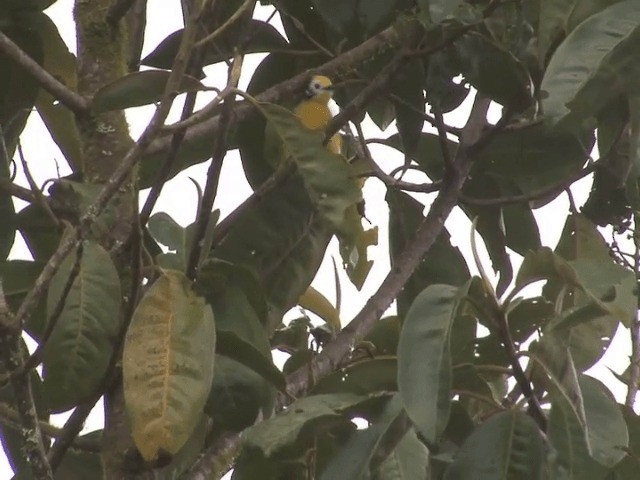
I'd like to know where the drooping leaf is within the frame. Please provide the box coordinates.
[42,241,121,412]
[123,270,215,461]
[391,58,425,160]
[35,13,82,171]
[398,283,465,443]
[212,170,331,331]
[255,101,361,236]
[91,70,206,113]
[443,411,545,479]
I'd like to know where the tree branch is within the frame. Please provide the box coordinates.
[0,31,88,114]
[186,55,241,279]
[0,403,101,453]
[189,94,492,478]
[626,212,640,407]
[0,288,53,478]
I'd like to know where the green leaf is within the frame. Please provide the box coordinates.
[243,393,376,458]
[123,270,215,461]
[535,0,576,63]
[212,169,331,331]
[42,241,121,412]
[555,213,611,261]
[547,376,611,480]
[205,355,273,432]
[91,70,206,113]
[361,316,401,356]
[0,24,43,125]
[320,395,411,480]
[387,190,469,318]
[455,32,532,111]
[541,0,640,128]
[52,431,104,480]
[516,247,581,292]
[580,375,628,467]
[215,330,285,391]
[533,333,586,430]
[376,424,430,479]
[312,357,398,395]
[398,283,464,443]
[256,102,361,235]
[149,210,220,272]
[147,211,186,252]
[392,58,425,159]
[443,411,545,480]
[615,406,640,478]
[15,203,62,261]
[142,20,288,70]
[309,0,399,36]
[337,204,377,290]
[0,260,47,338]
[35,13,82,172]
[237,53,299,188]
[475,124,593,197]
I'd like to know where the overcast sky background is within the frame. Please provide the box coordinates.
[1,1,633,476]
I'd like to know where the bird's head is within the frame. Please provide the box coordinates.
[305,75,334,102]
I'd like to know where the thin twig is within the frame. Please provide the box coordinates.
[47,401,97,470]
[186,54,241,278]
[17,142,61,228]
[626,212,640,407]
[194,0,256,47]
[140,19,213,225]
[432,107,454,173]
[352,123,441,193]
[0,177,35,203]
[0,403,101,453]
[0,31,88,114]
[497,306,546,429]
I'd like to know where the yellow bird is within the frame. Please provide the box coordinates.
[294,75,342,155]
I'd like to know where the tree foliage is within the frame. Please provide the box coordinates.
[1,0,640,479]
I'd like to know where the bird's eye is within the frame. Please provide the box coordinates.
[313,82,320,89]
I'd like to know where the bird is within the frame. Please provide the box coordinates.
[294,75,342,155]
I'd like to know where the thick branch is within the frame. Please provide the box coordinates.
[0,31,88,114]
